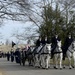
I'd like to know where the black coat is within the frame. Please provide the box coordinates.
[6,52,10,61]
[62,37,73,53]
[51,36,61,45]
[35,39,42,46]
[11,51,14,56]
[10,51,14,62]
[51,36,61,50]
[15,50,21,63]
[41,38,51,45]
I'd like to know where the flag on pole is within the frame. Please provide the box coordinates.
[12,41,16,47]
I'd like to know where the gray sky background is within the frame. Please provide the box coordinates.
[0,0,40,44]
[0,0,57,44]
[0,20,30,44]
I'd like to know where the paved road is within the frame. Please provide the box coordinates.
[0,58,75,75]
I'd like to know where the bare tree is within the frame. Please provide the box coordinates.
[0,0,33,42]
[0,0,32,23]
[12,25,39,44]
[10,0,75,43]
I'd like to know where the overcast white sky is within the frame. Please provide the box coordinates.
[0,0,56,44]
[0,20,31,44]
[0,0,41,44]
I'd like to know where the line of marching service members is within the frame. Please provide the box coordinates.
[6,33,74,69]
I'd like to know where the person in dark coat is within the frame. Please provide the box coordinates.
[41,37,47,45]
[6,51,10,61]
[10,50,14,62]
[21,47,27,66]
[32,37,42,54]
[35,37,42,47]
[62,33,73,60]
[38,36,51,53]
[51,34,61,58]
[15,48,21,63]
[41,36,51,46]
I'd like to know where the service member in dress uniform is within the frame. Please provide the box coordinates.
[6,51,10,61]
[62,33,73,60]
[32,36,42,54]
[10,49,14,62]
[51,34,61,58]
